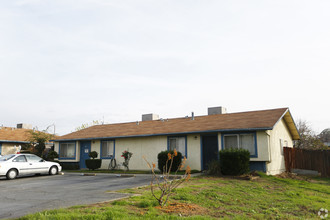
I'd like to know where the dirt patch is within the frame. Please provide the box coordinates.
[220,171,261,181]
[156,202,208,217]
[275,172,309,181]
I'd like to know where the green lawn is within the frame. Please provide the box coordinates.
[18,173,329,219]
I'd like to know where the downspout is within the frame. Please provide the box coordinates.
[265,130,272,163]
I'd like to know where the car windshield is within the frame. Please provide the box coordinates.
[0,155,16,161]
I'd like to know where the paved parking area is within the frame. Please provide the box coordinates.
[0,173,152,219]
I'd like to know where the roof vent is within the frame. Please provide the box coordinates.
[208,106,227,115]
[17,123,33,129]
[142,114,160,121]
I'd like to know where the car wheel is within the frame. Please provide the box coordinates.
[6,169,18,180]
[49,166,58,175]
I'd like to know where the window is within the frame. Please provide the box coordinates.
[13,155,27,162]
[26,154,42,162]
[223,133,256,156]
[168,136,186,157]
[59,142,76,159]
[101,140,115,159]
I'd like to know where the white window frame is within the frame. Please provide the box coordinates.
[168,136,187,157]
[223,133,257,157]
[101,140,115,159]
[59,142,76,159]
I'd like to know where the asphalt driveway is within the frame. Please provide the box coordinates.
[0,173,152,219]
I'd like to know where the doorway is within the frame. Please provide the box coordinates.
[80,141,91,169]
[201,135,219,170]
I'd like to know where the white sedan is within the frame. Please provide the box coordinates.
[0,154,62,180]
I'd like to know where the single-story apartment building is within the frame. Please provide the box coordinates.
[0,124,54,155]
[53,107,300,175]
[0,124,33,155]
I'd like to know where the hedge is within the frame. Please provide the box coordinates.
[219,148,250,175]
[85,159,102,170]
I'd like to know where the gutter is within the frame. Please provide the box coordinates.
[51,127,273,142]
[0,140,30,144]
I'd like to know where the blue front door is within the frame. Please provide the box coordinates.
[80,141,91,169]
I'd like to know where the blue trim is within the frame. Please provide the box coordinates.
[200,136,203,170]
[221,131,258,158]
[52,127,272,142]
[100,140,115,159]
[167,135,187,158]
[58,141,76,160]
[80,141,91,169]
[0,140,30,144]
[0,143,2,155]
[249,161,266,172]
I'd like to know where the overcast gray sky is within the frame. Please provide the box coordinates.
[1,0,329,135]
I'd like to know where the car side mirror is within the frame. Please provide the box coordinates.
[40,159,45,162]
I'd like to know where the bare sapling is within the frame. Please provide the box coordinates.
[143,149,191,207]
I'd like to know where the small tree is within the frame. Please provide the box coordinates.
[28,130,53,157]
[75,120,102,131]
[143,149,191,207]
[89,151,98,159]
[157,150,182,172]
[85,151,102,170]
[295,119,327,149]
[121,150,133,171]
[46,151,59,161]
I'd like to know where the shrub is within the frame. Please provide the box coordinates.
[46,151,59,161]
[59,162,80,170]
[158,150,182,172]
[85,159,102,170]
[219,148,250,175]
[89,151,98,159]
[144,149,191,207]
[207,160,222,176]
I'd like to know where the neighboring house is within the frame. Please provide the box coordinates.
[0,124,33,155]
[319,128,330,147]
[0,124,54,155]
[53,107,300,175]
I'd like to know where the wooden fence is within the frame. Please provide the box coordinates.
[283,147,330,177]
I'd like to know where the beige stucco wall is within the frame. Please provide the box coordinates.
[55,134,202,171]
[266,119,294,175]
[99,136,167,170]
[251,131,270,161]
[186,134,202,170]
[99,134,201,171]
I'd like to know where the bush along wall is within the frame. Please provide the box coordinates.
[85,151,102,170]
[85,159,102,170]
[219,148,250,175]
[59,162,80,170]
[158,150,182,172]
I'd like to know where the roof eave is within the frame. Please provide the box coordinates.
[0,140,30,144]
[52,127,273,142]
[273,108,300,140]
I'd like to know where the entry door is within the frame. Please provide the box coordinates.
[202,135,219,170]
[80,141,91,169]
